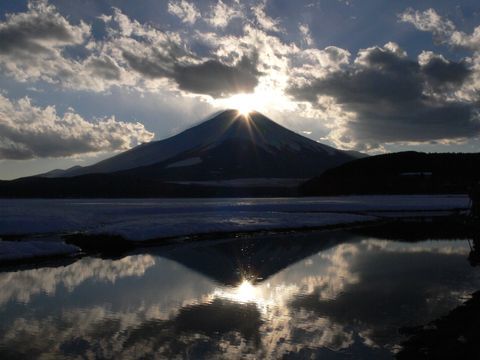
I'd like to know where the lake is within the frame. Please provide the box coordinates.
[0,228,479,359]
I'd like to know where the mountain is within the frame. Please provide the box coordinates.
[1,110,358,198]
[161,231,350,285]
[42,110,356,181]
[300,151,480,195]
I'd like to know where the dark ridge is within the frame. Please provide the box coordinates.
[300,151,480,195]
[0,174,299,198]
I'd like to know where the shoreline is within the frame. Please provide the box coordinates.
[2,212,478,269]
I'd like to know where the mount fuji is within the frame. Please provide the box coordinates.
[44,110,358,180]
[2,110,361,197]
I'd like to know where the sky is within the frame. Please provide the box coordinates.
[0,0,480,179]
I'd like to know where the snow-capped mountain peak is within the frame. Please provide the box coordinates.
[41,110,356,179]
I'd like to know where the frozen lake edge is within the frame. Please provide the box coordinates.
[0,195,471,264]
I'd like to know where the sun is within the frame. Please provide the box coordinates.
[217,93,263,116]
[211,84,297,115]
[230,94,256,116]
[237,105,252,117]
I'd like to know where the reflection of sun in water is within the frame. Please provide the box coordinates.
[213,279,263,305]
[211,277,298,313]
[233,280,258,303]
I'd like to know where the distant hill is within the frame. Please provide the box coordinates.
[300,151,480,195]
[0,110,357,198]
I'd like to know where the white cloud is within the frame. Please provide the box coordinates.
[0,94,153,159]
[167,0,200,25]
[299,23,314,47]
[292,46,351,81]
[399,8,455,39]
[399,8,480,51]
[206,0,243,29]
[251,0,283,33]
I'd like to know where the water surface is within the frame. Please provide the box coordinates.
[0,230,478,359]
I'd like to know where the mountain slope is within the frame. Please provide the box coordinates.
[43,110,356,180]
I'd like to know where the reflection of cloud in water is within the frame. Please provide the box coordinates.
[290,239,479,353]
[0,255,156,305]
[362,238,470,255]
[0,238,479,358]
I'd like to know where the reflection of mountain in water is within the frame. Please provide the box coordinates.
[161,231,351,285]
[1,225,480,359]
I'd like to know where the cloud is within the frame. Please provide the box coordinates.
[85,55,122,81]
[292,46,351,80]
[0,2,135,92]
[0,0,89,83]
[419,51,471,89]
[121,39,261,97]
[251,0,282,33]
[3,2,477,155]
[168,0,200,25]
[0,95,153,159]
[0,2,262,97]
[399,8,456,42]
[173,53,261,97]
[288,43,479,150]
[399,8,480,51]
[299,23,314,47]
[0,0,89,54]
[206,0,243,29]
[113,6,263,98]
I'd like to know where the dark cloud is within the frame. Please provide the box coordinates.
[173,54,261,97]
[421,54,471,88]
[0,1,88,55]
[122,50,173,79]
[123,48,262,97]
[288,44,478,149]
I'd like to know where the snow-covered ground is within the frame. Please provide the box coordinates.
[0,195,469,261]
[90,211,373,241]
